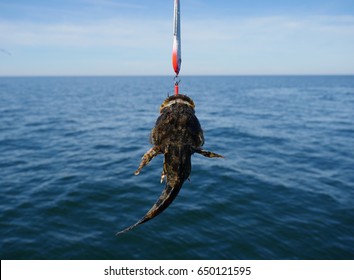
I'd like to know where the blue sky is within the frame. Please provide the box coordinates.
[1,0,354,76]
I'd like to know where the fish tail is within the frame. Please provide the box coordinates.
[116,146,191,236]
[116,179,183,236]
[116,217,147,236]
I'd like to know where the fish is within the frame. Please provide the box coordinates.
[117,94,223,235]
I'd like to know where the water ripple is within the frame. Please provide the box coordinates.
[1,76,354,259]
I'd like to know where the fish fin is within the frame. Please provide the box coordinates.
[195,148,224,158]
[134,146,162,175]
[116,218,147,236]
[160,170,166,183]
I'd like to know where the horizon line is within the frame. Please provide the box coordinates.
[1,73,354,78]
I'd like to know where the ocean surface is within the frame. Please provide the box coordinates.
[1,76,354,260]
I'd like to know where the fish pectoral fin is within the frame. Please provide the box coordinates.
[134,146,162,175]
[195,148,224,158]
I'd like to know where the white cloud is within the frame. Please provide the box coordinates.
[182,15,354,74]
[81,0,146,10]
[1,14,354,75]
[0,18,169,48]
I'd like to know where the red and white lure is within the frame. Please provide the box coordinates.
[172,0,181,95]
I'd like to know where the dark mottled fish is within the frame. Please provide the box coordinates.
[117,94,223,235]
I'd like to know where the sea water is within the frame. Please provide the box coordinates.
[1,76,354,259]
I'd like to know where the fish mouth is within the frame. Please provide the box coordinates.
[160,94,195,111]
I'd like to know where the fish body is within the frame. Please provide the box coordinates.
[117,94,222,235]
